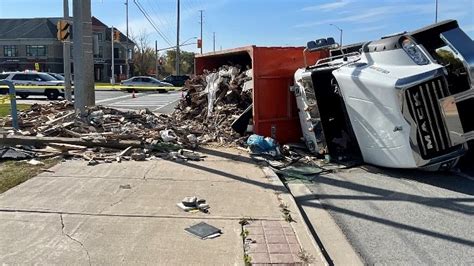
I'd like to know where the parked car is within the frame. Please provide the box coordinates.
[163,75,190,87]
[120,76,173,92]
[0,71,64,100]
[48,72,74,86]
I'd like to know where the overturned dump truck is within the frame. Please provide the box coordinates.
[293,20,474,170]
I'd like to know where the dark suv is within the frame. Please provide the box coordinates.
[163,75,190,87]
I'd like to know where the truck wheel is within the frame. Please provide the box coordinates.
[19,93,29,99]
[45,89,59,100]
[0,89,8,95]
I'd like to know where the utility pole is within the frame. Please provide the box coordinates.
[155,40,159,79]
[72,0,95,112]
[63,0,72,101]
[175,0,180,75]
[111,26,115,84]
[125,0,130,78]
[435,0,438,23]
[199,10,203,54]
[213,32,215,52]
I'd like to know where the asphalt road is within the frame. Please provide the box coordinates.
[306,165,474,265]
[15,90,181,114]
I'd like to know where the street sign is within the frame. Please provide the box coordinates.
[34,63,40,71]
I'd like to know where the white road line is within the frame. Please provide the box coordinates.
[96,93,141,104]
[153,98,180,111]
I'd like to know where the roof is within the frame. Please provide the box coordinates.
[0,16,135,45]
[0,17,61,39]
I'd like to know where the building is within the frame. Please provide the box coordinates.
[0,16,134,82]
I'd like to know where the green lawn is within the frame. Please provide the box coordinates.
[0,104,30,117]
[0,158,60,194]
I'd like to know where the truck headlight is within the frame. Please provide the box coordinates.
[401,38,429,65]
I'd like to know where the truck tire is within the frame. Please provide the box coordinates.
[45,89,59,100]
[19,93,29,99]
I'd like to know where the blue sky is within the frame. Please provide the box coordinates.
[1,0,473,54]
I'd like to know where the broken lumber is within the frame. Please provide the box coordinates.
[0,135,142,150]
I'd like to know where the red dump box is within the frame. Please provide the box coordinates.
[195,46,327,143]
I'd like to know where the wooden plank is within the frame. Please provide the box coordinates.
[0,135,142,149]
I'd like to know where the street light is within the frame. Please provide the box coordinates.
[329,23,343,47]
[181,36,197,46]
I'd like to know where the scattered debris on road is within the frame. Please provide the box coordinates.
[177,196,210,213]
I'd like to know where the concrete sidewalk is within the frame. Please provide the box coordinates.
[0,147,325,265]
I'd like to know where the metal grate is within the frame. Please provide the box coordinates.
[405,77,452,159]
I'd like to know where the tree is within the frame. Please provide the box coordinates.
[131,30,156,76]
[162,50,195,76]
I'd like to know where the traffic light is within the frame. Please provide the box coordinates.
[197,39,202,49]
[114,30,120,42]
[56,20,70,41]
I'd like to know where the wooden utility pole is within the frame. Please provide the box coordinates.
[199,10,203,54]
[111,26,115,84]
[175,0,180,75]
[125,0,130,78]
[63,0,72,101]
[72,0,95,112]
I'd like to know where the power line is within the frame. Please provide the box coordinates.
[146,0,176,41]
[145,0,175,41]
[133,0,172,46]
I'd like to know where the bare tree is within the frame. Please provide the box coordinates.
[130,30,156,76]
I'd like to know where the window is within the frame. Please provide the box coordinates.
[98,46,103,58]
[0,74,9,79]
[12,74,34,81]
[97,33,103,41]
[26,45,47,57]
[141,77,151,83]
[3,45,18,57]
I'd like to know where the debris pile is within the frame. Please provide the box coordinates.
[174,65,253,145]
[0,65,254,164]
[0,101,203,164]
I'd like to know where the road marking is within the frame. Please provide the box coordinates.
[96,93,141,104]
[153,99,180,112]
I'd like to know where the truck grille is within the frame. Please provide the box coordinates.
[404,77,452,159]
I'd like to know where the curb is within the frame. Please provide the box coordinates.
[285,179,364,266]
[262,167,328,266]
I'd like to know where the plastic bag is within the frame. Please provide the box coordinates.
[247,134,278,154]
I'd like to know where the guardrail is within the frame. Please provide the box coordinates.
[0,80,18,129]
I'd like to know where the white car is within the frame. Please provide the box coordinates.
[0,71,64,100]
[120,76,173,92]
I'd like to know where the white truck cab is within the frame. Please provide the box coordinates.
[293,20,474,170]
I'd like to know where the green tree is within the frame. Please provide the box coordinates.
[162,50,195,76]
[436,49,464,70]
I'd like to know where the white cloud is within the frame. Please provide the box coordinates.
[302,0,352,12]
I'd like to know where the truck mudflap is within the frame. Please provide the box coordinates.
[439,89,474,144]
